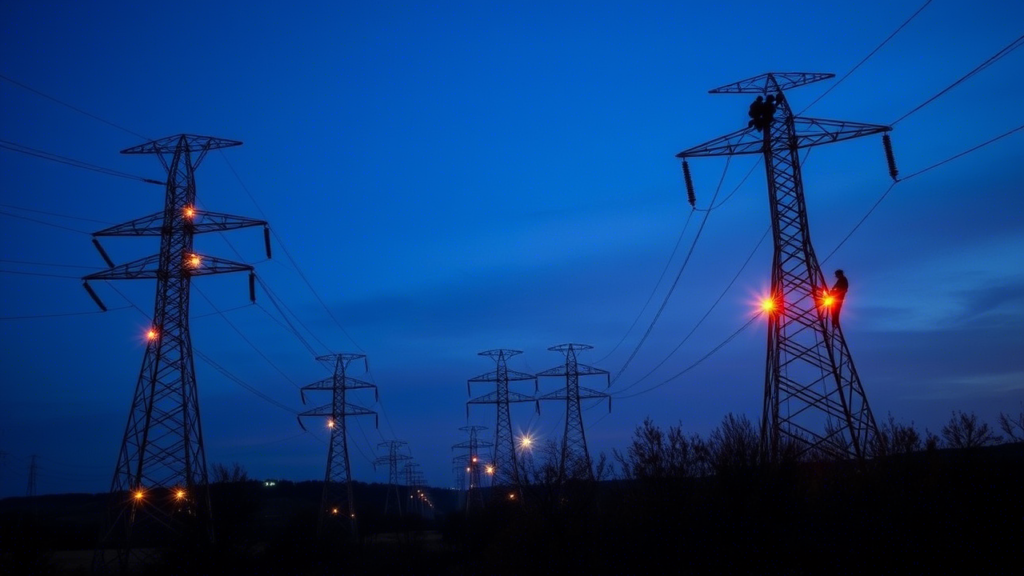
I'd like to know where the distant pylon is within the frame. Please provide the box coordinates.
[676,73,884,463]
[375,440,411,516]
[467,349,537,497]
[452,425,492,512]
[451,455,467,491]
[26,454,38,497]
[537,344,611,483]
[297,353,377,537]
[84,134,270,571]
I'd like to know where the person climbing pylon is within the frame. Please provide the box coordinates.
[830,269,848,325]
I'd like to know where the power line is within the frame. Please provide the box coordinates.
[105,281,301,416]
[0,203,113,225]
[192,283,300,388]
[0,209,92,234]
[0,306,131,321]
[615,313,762,400]
[0,139,162,185]
[612,225,770,396]
[611,156,733,384]
[891,33,1024,126]
[799,0,934,114]
[595,210,694,364]
[0,259,103,270]
[0,73,150,140]
[0,269,82,279]
[598,156,763,366]
[219,151,365,353]
[821,122,1024,264]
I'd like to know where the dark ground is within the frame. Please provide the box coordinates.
[2,443,1021,575]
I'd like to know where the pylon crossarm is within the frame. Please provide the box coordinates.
[93,212,165,236]
[787,117,891,148]
[452,440,494,450]
[187,211,268,234]
[121,134,242,155]
[468,369,537,382]
[708,72,834,94]
[535,363,609,377]
[467,390,536,404]
[83,253,253,280]
[678,117,890,158]
[83,254,160,279]
[301,376,377,391]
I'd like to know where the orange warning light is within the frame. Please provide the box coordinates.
[183,206,195,219]
[327,419,335,429]
[485,465,495,475]
[146,329,158,341]
[175,489,186,500]
[823,295,835,307]
[760,298,776,313]
[187,254,202,269]
[133,489,145,501]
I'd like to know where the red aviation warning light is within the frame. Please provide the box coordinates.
[761,297,777,314]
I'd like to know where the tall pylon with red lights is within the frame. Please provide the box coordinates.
[84,134,270,570]
[676,73,886,463]
[537,344,610,482]
[467,349,537,497]
[297,353,377,537]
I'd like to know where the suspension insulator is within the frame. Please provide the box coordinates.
[92,238,115,268]
[682,160,696,208]
[248,271,257,303]
[264,226,273,259]
[83,281,107,312]
[883,133,899,181]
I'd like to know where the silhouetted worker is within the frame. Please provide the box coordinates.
[831,269,848,325]
[748,96,764,130]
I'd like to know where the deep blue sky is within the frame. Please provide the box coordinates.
[2,1,1022,497]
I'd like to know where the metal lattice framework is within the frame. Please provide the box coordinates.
[85,134,268,570]
[452,425,492,513]
[677,72,884,462]
[375,440,411,516]
[297,353,377,537]
[536,344,610,482]
[467,349,537,496]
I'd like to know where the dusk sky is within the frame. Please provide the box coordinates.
[2,0,1022,497]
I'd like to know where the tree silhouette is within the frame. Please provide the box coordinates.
[940,411,1001,449]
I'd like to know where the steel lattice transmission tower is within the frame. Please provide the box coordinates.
[676,73,886,463]
[375,440,412,516]
[452,425,491,512]
[297,353,377,537]
[536,344,610,482]
[467,349,537,496]
[84,134,269,569]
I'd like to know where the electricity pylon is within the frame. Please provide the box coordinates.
[676,73,885,463]
[297,353,377,537]
[84,134,269,570]
[452,425,492,512]
[536,344,610,483]
[467,349,537,497]
[375,440,411,516]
